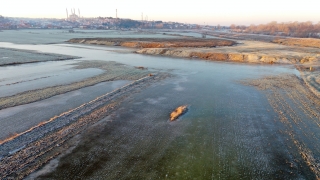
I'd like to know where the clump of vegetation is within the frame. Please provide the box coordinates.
[230,21,320,38]
[170,105,188,121]
[273,38,320,48]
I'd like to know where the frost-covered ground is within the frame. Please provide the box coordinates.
[0,29,175,44]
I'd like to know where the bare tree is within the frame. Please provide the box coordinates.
[230,21,320,38]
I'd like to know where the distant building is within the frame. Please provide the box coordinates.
[67,9,81,22]
[68,14,80,21]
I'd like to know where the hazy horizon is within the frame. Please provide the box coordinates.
[1,0,319,26]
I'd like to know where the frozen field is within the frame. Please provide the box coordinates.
[0,29,176,44]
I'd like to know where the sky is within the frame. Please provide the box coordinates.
[1,0,319,26]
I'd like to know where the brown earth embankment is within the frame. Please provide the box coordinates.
[136,47,304,64]
[67,38,236,48]
[136,48,283,63]
[136,43,320,64]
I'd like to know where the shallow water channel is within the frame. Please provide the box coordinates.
[0,42,314,179]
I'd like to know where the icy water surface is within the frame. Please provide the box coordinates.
[0,80,130,140]
[159,31,226,39]
[0,42,315,179]
[0,60,104,97]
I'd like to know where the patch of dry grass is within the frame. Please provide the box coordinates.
[273,38,320,48]
[170,105,188,121]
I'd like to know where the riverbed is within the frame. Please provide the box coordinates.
[0,37,319,179]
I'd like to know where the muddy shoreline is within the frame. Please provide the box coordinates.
[67,38,236,48]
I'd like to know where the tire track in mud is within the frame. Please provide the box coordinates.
[301,71,320,98]
[242,74,320,179]
[268,92,320,179]
[0,73,168,180]
[0,75,54,87]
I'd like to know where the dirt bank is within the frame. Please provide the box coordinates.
[136,40,320,64]
[67,38,236,48]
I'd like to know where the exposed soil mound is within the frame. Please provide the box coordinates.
[67,38,236,48]
[190,52,229,61]
[136,40,320,65]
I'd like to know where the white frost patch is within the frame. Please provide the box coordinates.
[146,97,167,104]
[9,145,26,155]
[174,85,185,91]
[133,102,143,105]
[173,75,188,91]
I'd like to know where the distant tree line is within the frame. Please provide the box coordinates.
[230,21,320,38]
